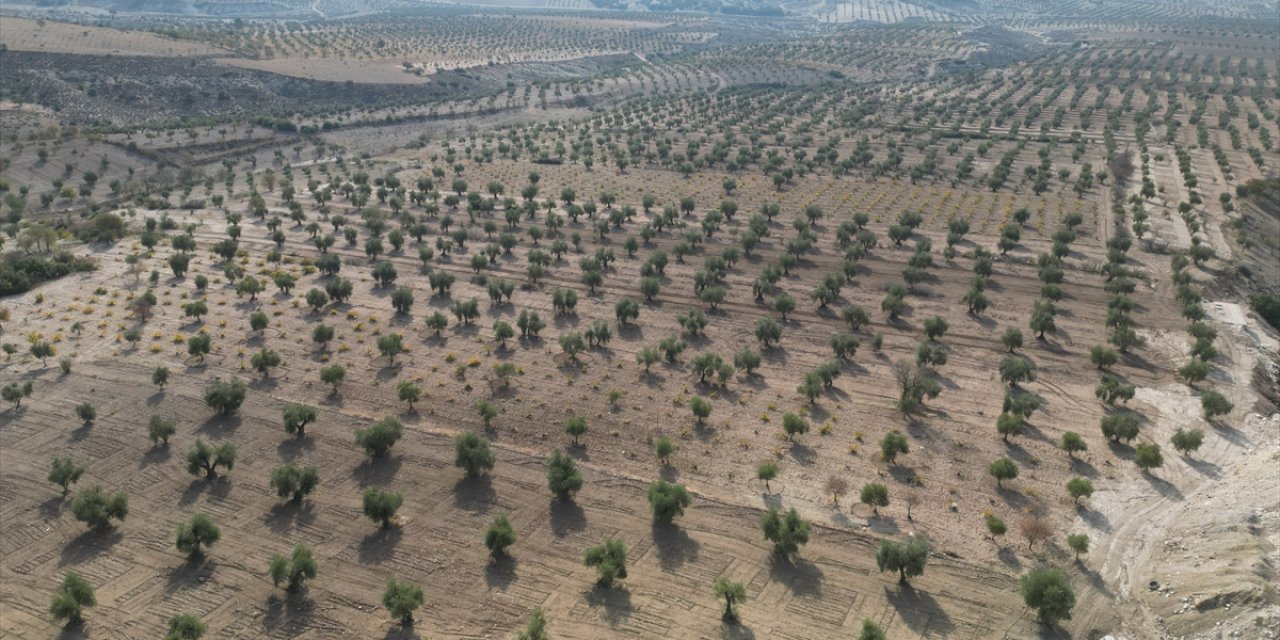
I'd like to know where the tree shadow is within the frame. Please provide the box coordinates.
[549,498,586,538]
[263,591,316,634]
[54,620,88,640]
[453,475,496,513]
[0,404,29,422]
[1143,473,1184,500]
[1033,620,1073,639]
[1077,505,1111,533]
[264,499,317,534]
[866,515,900,535]
[617,324,645,342]
[1068,457,1099,478]
[1076,562,1115,600]
[352,456,403,488]
[883,583,954,636]
[166,556,215,590]
[971,314,997,330]
[768,553,823,597]
[651,524,700,571]
[484,553,518,590]
[721,621,756,640]
[179,478,231,506]
[68,422,94,442]
[59,528,123,566]
[996,547,1021,569]
[277,436,315,462]
[382,624,423,640]
[1002,439,1036,467]
[1106,440,1135,459]
[40,495,68,520]
[787,442,816,466]
[140,444,172,468]
[1019,420,1050,444]
[359,526,403,565]
[759,347,788,366]
[584,585,633,627]
[886,465,917,485]
[1183,456,1222,478]
[1207,420,1252,447]
[197,414,242,437]
[759,492,783,512]
[996,486,1029,510]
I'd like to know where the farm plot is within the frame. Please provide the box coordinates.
[0,17,228,57]
[0,236,1051,638]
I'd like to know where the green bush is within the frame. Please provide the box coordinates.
[0,251,96,296]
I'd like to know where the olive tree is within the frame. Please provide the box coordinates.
[175,513,220,558]
[689,397,711,425]
[282,404,317,437]
[149,415,177,445]
[152,366,170,389]
[269,543,317,592]
[484,513,517,557]
[655,435,676,464]
[1066,533,1089,559]
[988,457,1018,487]
[355,417,403,457]
[1171,427,1204,456]
[362,488,404,529]
[382,578,424,625]
[547,450,583,500]
[49,572,96,627]
[165,613,206,640]
[859,482,889,515]
[48,457,84,495]
[1020,567,1076,624]
[713,577,747,621]
[1200,390,1233,419]
[320,364,346,392]
[186,439,236,479]
[517,608,549,640]
[1066,477,1094,504]
[875,537,929,584]
[857,619,887,640]
[1061,432,1087,457]
[377,333,405,365]
[202,378,246,415]
[397,381,421,410]
[756,460,778,493]
[583,539,628,587]
[564,416,587,446]
[760,507,810,558]
[880,431,909,465]
[454,431,495,476]
[782,412,809,441]
[270,463,319,502]
[647,479,692,525]
[1134,443,1163,472]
